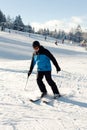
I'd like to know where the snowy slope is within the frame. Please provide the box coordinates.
[0,31,87,130]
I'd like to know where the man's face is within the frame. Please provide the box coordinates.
[33,46,39,52]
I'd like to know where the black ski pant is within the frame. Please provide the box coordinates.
[37,71,60,94]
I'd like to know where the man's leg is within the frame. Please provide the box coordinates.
[37,71,47,93]
[45,71,60,94]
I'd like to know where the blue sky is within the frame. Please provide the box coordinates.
[0,0,87,31]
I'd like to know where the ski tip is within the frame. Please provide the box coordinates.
[29,98,41,103]
[29,99,34,102]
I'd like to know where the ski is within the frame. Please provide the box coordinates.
[29,97,50,103]
[42,98,54,105]
[29,98,51,106]
[42,94,65,105]
[29,98,41,103]
[42,100,51,104]
[29,94,66,105]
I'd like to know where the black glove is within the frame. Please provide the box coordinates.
[28,71,31,77]
[56,67,61,73]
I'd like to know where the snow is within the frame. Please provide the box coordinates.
[0,30,87,130]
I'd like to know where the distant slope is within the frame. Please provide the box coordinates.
[0,31,87,60]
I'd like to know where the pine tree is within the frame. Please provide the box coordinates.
[0,10,6,24]
[13,15,24,31]
[75,25,82,42]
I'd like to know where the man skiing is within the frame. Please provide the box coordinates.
[28,41,61,98]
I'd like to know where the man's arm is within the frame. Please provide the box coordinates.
[28,54,35,77]
[45,49,61,72]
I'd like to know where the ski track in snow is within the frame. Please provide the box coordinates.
[0,31,87,130]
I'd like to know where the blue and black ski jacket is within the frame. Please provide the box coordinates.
[29,46,61,72]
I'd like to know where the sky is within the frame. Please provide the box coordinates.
[0,0,87,32]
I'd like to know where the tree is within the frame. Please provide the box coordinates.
[0,10,6,31]
[0,10,6,24]
[74,25,83,42]
[13,15,24,31]
[6,15,14,29]
[24,24,33,33]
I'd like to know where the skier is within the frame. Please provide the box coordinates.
[28,41,61,98]
[55,40,58,45]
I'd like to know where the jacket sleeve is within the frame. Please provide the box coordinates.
[45,49,61,71]
[29,54,35,73]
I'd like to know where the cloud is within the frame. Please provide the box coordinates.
[31,16,87,32]
[71,16,83,24]
[31,20,65,31]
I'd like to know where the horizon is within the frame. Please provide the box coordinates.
[0,0,87,32]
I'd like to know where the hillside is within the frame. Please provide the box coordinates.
[0,31,87,130]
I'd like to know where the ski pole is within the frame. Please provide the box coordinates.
[24,76,29,91]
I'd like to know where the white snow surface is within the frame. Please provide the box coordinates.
[0,31,87,130]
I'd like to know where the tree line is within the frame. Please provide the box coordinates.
[37,25,87,43]
[0,9,87,44]
[0,10,34,33]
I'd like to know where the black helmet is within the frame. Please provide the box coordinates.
[32,41,40,48]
